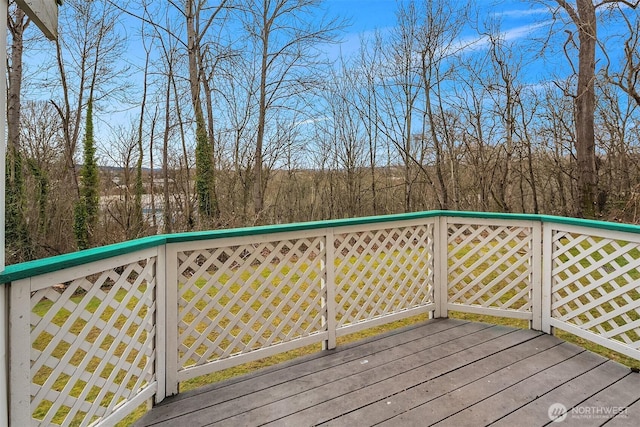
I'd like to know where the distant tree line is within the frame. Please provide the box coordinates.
[5,0,640,263]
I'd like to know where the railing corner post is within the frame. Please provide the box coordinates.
[323,229,337,351]
[541,222,553,334]
[155,243,168,404]
[164,243,180,396]
[434,215,448,319]
[531,221,543,331]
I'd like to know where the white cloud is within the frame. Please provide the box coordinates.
[492,7,550,19]
[502,20,553,41]
[455,20,553,53]
[294,116,330,127]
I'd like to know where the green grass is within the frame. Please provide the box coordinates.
[178,312,431,391]
[31,284,151,427]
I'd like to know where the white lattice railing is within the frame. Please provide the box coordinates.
[167,231,329,388]
[0,212,639,426]
[445,218,542,329]
[543,222,640,361]
[8,249,160,427]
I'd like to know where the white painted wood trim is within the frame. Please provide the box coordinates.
[335,304,436,337]
[541,224,553,334]
[324,230,337,350]
[155,245,166,404]
[549,318,640,362]
[328,217,437,236]
[14,0,57,40]
[171,229,328,253]
[432,216,442,318]
[9,278,31,426]
[531,221,543,331]
[549,222,640,244]
[93,382,157,427]
[176,333,328,382]
[164,244,179,396]
[446,216,538,228]
[438,216,449,318]
[0,283,7,427]
[28,248,158,291]
[171,219,437,254]
[446,303,533,320]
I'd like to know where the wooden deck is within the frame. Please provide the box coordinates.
[135,319,640,426]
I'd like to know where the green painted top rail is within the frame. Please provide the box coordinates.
[1,210,639,284]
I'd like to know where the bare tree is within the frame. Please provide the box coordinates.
[607,8,640,106]
[416,0,469,210]
[215,54,258,224]
[483,26,523,213]
[50,0,129,197]
[6,2,33,262]
[240,0,344,220]
[184,0,228,222]
[133,23,154,238]
[550,0,639,217]
[353,37,383,215]
[376,1,423,212]
[322,65,367,217]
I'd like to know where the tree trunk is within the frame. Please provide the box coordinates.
[575,0,598,217]
[254,11,269,219]
[186,0,216,221]
[556,0,598,217]
[6,6,32,262]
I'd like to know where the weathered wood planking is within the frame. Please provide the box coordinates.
[135,318,640,427]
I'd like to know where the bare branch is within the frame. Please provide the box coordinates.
[594,0,639,9]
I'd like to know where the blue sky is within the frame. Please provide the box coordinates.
[20,0,633,166]
[321,0,554,71]
[319,0,632,85]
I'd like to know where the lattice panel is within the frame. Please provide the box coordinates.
[177,237,325,369]
[29,258,157,426]
[334,225,434,328]
[448,223,533,312]
[551,231,640,349]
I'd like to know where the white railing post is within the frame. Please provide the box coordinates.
[164,243,179,397]
[323,229,337,350]
[433,216,441,318]
[530,221,543,331]
[433,215,449,318]
[0,284,7,427]
[8,278,31,426]
[155,243,167,404]
[541,222,553,334]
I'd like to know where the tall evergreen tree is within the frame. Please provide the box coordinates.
[74,99,99,250]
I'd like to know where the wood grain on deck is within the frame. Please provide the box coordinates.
[136,318,639,427]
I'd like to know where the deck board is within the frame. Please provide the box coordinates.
[554,373,640,426]
[135,319,640,427]
[492,360,632,426]
[322,333,561,427]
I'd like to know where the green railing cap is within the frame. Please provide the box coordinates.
[1,210,638,284]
